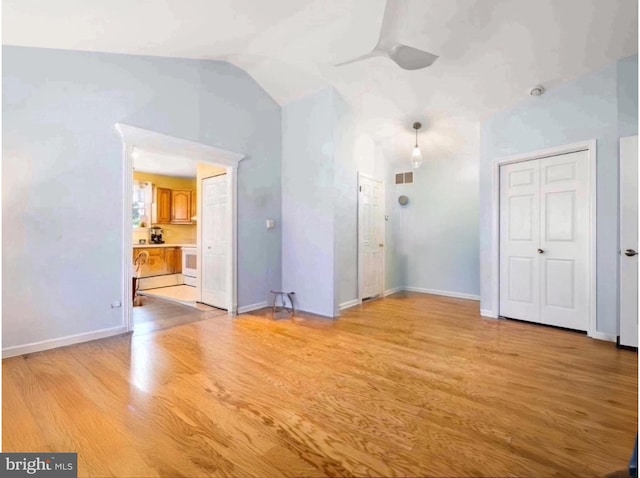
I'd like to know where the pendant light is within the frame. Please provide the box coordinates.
[411,122,423,168]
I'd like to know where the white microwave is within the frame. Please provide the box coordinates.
[182,247,197,278]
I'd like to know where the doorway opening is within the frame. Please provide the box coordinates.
[116,124,245,333]
[130,155,228,332]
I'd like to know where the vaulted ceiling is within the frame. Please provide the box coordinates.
[4,0,638,163]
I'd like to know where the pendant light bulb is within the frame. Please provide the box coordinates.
[411,122,423,168]
[411,146,423,168]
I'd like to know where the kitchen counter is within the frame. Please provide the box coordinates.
[133,243,196,248]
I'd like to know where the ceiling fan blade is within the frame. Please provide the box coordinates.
[388,44,439,70]
[377,0,406,49]
[335,1,439,70]
[333,50,383,67]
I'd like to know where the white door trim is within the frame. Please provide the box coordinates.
[490,140,597,337]
[357,172,385,302]
[115,124,245,330]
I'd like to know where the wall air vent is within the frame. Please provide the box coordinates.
[395,172,414,184]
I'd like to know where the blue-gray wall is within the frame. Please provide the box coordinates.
[388,118,480,298]
[281,88,336,317]
[3,46,282,348]
[480,55,638,334]
[618,55,639,137]
[333,92,358,309]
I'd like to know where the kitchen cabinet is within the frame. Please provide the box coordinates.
[151,187,194,225]
[171,190,192,224]
[136,248,166,277]
[165,247,180,274]
[133,247,182,277]
[174,247,182,273]
[154,187,172,224]
[191,190,197,221]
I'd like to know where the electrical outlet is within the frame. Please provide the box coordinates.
[111,300,122,308]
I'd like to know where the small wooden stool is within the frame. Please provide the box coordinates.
[270,291,295,317]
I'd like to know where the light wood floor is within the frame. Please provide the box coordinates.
[133,295,226,335]
[3,292,637,477]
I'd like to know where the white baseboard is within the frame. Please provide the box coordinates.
[339,299,361,310]
[183,276,196,287]
[384,287,402,297]
[588,331,617,342]
[2,325,129,359]
[295,308,336,319]
[480,309,499,319]
[237,301,268,314]
[403,287,480,301]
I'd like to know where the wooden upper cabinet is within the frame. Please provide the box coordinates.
[154,187,172,224]
[171,190,192,224]
[191,190,197,219]
[150,186,194,225]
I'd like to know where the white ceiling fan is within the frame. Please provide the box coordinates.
[335,0,438,70]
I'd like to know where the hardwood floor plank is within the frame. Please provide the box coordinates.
[2,361,52,452]
[3,292,637,477]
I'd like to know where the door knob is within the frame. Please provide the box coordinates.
[379,243,384,247]
[624,249,637,257]
[537,249,544,254]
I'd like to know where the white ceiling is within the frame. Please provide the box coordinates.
[4,0,638,163]
[133,149,197,178]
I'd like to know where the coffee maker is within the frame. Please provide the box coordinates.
[149,226,164,244]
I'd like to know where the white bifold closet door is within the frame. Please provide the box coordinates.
[201,174,228,310]
[499,151,589,331]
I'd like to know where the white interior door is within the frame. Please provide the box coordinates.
[201,175,228,309]
[538,152,589,330]
[500,160,540,322]
[500,151,589,331]
[359,175,384,300]
[619,135,638,347]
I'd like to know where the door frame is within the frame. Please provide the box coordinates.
[115,124,245,331]
[357,172,385,302]
[489,140,598,338]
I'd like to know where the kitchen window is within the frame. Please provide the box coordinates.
[133,181,152,227]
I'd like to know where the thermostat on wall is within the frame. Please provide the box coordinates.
[398,195,409,206]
